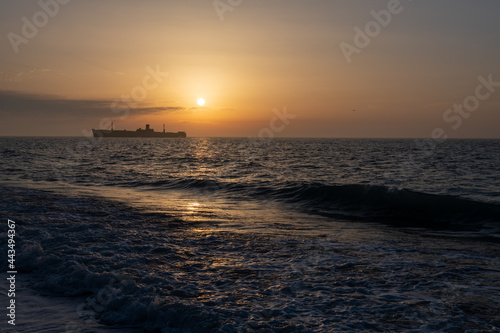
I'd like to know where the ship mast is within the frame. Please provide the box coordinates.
[163,124,165,133]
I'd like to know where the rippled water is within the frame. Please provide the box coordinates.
[2,137,500,231]
[2,138,500,200]
[0,137,499,332]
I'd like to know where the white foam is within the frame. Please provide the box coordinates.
[4,276,142,333]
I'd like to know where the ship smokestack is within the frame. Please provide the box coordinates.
[146,124,150,130]
[163,124,165,133]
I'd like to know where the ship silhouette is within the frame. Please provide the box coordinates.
[92,123,186,138]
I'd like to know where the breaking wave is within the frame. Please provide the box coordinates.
[126,178,500,230]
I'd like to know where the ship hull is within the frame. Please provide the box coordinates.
[92,129,186,138]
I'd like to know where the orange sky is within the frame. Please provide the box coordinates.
[1,0,499,137]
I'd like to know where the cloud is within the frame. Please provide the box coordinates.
[0,68,51,82]
[0,90,185,119]
[134,106,186,114]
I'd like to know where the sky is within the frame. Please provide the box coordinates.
[0,0,499,137]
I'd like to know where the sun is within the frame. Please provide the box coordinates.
[197,98,205,106]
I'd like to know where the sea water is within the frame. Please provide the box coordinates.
[0,137,499,332]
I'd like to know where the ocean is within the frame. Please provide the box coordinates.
[1,137,499,332]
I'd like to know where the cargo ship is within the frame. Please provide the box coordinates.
[92,123,186,138]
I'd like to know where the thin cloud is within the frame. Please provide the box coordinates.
[0,69,51,82]
[0,90,185,119]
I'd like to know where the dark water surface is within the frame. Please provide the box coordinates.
[1,138,499,332]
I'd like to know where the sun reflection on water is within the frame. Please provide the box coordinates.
[187,202,200,210]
